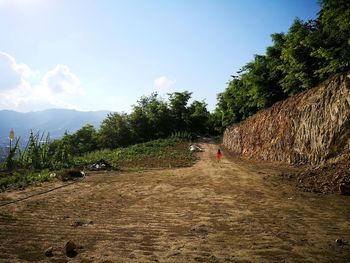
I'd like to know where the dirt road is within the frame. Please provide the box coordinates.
[0,142,349,262]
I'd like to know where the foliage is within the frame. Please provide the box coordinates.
[278,19,319,93]
[93,91,211,152]
[48,133,74,169]
[4,131,52,170]
[0,169,51,190]
[99,112,134,149]
[1,131,73,172]
[70,124,98,154]
[4,138,20,170]
[171,131,193,141]
[0,137,194,190]
[20,131,50,169]
[168,91,192,132]
[96,91,208,150]
[312,0,350,78]
[215,0,350,130]
[189,100,210,135]
[129,92,173,142]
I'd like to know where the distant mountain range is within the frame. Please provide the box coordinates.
[0,109,111,145]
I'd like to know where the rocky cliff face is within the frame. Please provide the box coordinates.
[223,73,350,165]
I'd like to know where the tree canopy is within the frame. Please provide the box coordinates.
[54,91,213,155]
[215,0,350,128]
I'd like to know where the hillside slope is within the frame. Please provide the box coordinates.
[223,73,350,165]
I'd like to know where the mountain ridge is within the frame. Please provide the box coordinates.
[0,108,111,143]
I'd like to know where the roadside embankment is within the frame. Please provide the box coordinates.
[223,73,350,165]
[223,73,350,194]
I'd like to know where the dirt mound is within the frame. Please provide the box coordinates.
[280,155,350,195]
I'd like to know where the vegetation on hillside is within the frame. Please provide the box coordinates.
[53,91,213,155]
[215,0,350,131]
[74,137,195,169]
[0,91,207,189]
[0,137,194,190]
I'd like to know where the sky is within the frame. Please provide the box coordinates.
[0,0,320,113]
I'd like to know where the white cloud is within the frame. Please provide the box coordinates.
[154,76,176,92]
[0,52,33,91]
[42,64,81,94]
[0,51,84,112]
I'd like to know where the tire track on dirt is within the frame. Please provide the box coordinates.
[0,142,349,262]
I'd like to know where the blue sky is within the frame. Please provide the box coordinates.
[0,0,320,112]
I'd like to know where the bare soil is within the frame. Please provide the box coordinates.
[285,156,350,195]
[0,142,349,262]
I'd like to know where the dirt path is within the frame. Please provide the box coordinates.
[0,142,349,262]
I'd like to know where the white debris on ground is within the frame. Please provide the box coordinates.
[190,144,204,152]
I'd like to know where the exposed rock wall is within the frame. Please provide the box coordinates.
[223,73,350,165]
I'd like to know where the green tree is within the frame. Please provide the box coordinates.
[208,110,224,135]
[278,18,319,94]
[310,0,350,79]
[265,33,288,102]
[168,91,192,132]
[70,124,98,154]
[130,93,172,141]
[129,104,150,142]
[216,85,236,129]
[99,112,133,149]
[188,100,210,135]
[214,32,289,131]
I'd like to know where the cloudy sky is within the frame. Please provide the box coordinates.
[0,0,320,112]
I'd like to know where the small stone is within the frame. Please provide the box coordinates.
[71,220,84,227]
[71,219,93,227]
[335,239,346,245]
[65,240,77,254]
[168,251,181,257]
[44,246,53,257]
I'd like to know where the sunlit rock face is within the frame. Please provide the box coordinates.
[223,73,350,165]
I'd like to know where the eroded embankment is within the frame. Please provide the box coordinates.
[223,73,350,165]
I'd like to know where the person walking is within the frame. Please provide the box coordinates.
[216,149,222,163]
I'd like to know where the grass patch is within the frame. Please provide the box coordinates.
[0,138,195,191]
[75,138,196,169]
[0,169,52,191]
